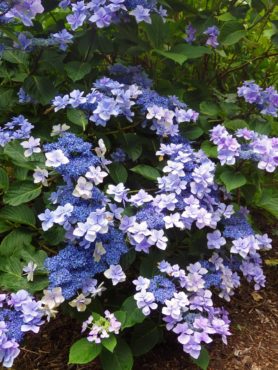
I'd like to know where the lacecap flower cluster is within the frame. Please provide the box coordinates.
[0,0,44,27]
[0,290,44,367]
[0,115,33,147]
[23,66,271,362]
[61,0,167,30]
[0,67,274,367]
[185,24,220,48]
[238,81,278,117]
[210,125,278,172]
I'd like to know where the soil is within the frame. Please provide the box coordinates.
[10,225,278,370]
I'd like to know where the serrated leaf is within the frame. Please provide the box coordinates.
[69,338,102,364]
[220,169,247,192]
[3,181,41,206]
[65,61,92,82]
[0,229,32,256]
[0,252,48,293]
[100,339,133,370]
[131,165,160,181]
[0,205,36,226]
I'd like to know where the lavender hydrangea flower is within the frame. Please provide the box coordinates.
[204,26,219,48]
[207,230,226,249]
[185,24,196,43]
[134,291,157,315]
[104,265,126,285]
[130,5,151,24]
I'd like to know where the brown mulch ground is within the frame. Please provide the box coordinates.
[11,226,278,370]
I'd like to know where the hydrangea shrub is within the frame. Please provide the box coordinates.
[0,1,277,369]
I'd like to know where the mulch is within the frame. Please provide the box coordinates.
[10,224,278,370]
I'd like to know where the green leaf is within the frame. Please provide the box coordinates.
[192,347,210,370]
[4,141,37,169]
[130,320,160,356]
[201,141,218,158]
[67,108,88,130]
[100,339,133,370]
[121,134,142,161]
[153,49,187,65]
[220,169,247,192]
[224,119,248,130]
[0,168,9,192]
[221,30,246,46]
[181,126,203,140]
[69,338,102,364]
[23,75,57,105]
[65,61,92,82]
[142,14,170,48]
[114,311,126,327]
[131,165,160,181]
[121,297,145,329]
[219,21,244,42]
[109,163,128,184]
[3,181,41,206]
[171,44,212,59]
[0,205,36,227]
[0,250,48,293]
[102,334,117,352]
[200,101,219,116]
[43,227,65,246]
[19,244,47,268]
[0,221,12,234]
[217,12,236,22]
[0,89,15,110]
[0,229,32,257]
[140,250,162,277]
[2,50,29,65]
[255,189,278,219]
[14,167,29,181]
[265,258,278,266]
